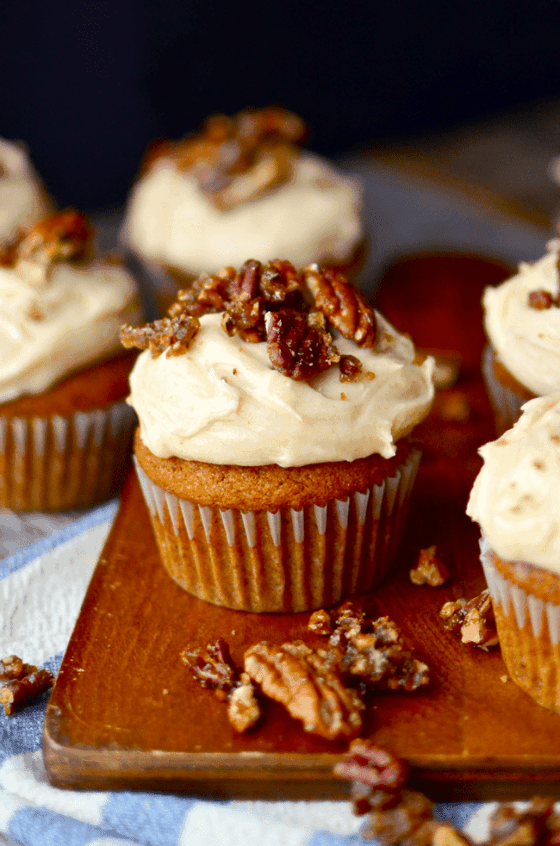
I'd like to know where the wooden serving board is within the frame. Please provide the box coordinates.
[43,254,560,801]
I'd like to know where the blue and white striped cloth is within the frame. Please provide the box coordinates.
[0,504,503,846]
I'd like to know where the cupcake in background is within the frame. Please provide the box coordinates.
[0,138,51,248]
[0,209,144,512]
[121,108,364,314]
[482,239,560,434]
[122,260,434,613]
[467,393,560,713]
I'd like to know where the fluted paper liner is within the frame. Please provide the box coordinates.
[482,344,530,436]
[480,538,560,713]
[134,448,421,613]
[0,401,136,512]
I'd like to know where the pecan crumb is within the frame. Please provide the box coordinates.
[0,657,55,716]
[440,589,499,649]
[339,354,363,382]
[410,546,450,587]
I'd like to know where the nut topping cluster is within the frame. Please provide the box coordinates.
[0,209,93,271]
[0,654,55,716]
[142,107,308,210]
[120,259,378,382]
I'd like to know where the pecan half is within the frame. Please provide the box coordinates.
[303,264,376,347]
[440,589,499,649]
[265,308,340,380]
[244,640,363,740]
[409,546,450,587]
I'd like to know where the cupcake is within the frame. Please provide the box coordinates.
[0,209,144,512]
[120,108,364,314]
[0,138,51,248]
[467,393,560,713]
[121,260,434,613]
[482,239,560,434]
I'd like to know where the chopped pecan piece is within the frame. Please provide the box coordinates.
[308,609,333,636]
[0,666,55,716]
[17,209,93,266]
[244,640,363,740]
[303,264,376,347]
[265,308,340,381]
[180,638,237,695]
[0,655,25,680]
[120,312,200,358]
[339,354,363,382]
[227,672,261,733]
[487,796,558,846]
[409,546,450,587]
[528,290,556,310]
[440,589,499,649]
[334,740,408,799]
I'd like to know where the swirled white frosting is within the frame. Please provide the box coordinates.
[121,152,363,275]
[483,240,560,396]
[467,393,560,571]
[127,312,435,467]
[0,139,50,247]
[0,259,143,403]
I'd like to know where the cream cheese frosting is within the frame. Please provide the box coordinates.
[483,239,560,396]
[121,152,363,275]
[467,393,560,571]
[0,139,50,247]
[0,259,143,403]
[127,311,434,467]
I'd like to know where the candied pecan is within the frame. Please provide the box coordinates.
[259,259,302,304]
[265,307,340,381]
[303,264,376,347]
[409,546,450,587]
[180,638,237,694]
[0,655,25,680]
[487,797,557,846]
[17,209,93,266]
[334,739,408,797]
[227,673,261,733]
[244,640,363,740]
[363,790,436,845]
[0,667,55,716]
[528,290,556,310]
[120,312,200,358]
[339,354,363,382]
[440,589,499,649]
[308,609,333,636]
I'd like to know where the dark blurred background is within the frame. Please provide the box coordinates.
[2,0,560,210]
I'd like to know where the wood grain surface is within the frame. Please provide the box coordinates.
[43,254,560,800]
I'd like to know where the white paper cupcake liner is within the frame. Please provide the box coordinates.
[0,401,136,512]
[480,537,560,712]
[134,448,421,613]
[481,345,531,435]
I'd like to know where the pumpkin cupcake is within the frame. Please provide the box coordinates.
[122,260,434,612]
[482,239,560,434]
[0,209,144,511]
[467,393,560,713]
[120,108,365,314]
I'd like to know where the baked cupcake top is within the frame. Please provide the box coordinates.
[121,108,362,275]
[467,392,560,571]
[121,260,434,467]
[0,138,50,247]
[483,239,560,396]
[0,209,143,403]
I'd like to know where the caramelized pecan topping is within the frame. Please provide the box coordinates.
[120,312,200,358]
[0,209,93,270]
[303,264,377,347]
[409,546,450,587]
[0,655,55,716]
[143,107,307,210]
[339,354,363,382]
[244,640,363,740]
[440,589,499,649]
[265,308,340,380]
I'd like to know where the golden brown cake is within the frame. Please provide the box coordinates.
[0,209,144,512]
[123,260,435,612]
[467,393,560,712]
